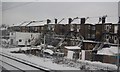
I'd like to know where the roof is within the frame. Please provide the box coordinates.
[44,49,54,55]
[56,18,68,24]
[97,46,119,56]
[27,22,45,26]
[12,21,31,27]
[20,21,31,26]
[47,45,54,48]
[83,40,95,43]
[0,28,7,30]
[64,46,81,50]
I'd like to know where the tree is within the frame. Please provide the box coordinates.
[0,24,9,28]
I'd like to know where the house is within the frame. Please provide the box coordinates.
[95,23,119,44]
[79,24,95,40]
[54,24,67,35]
[27,21,45,33]
[81,45,119,65]
[109,24,118,44]
[19,21,31,32]
[64,46,81,60]
[9,32,40,46]
[82,40,97,50]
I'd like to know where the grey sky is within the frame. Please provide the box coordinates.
[119,1,120,16]
[2,2,119,26]
[2,0,120,2]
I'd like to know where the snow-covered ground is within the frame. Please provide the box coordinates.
[1,47,79,70]
[97,46,119,55]
[1,47,118,70]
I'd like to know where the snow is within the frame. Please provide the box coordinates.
[78,60,117,70]
[81,50,85,60]
[71,19,80,24]
[1,48,79,70]
[27,22,45,26]
[1,47,118,70]
[44,49,54,55]
[47,45,54,48]
[9,32,40,46]
[65,46,81,50]
[20,21,31,26]
[83,40,97,43]
[67,51,74,59]
[57,18,68,24]
[40,44,54,49]
[5,47,41,52]
[114,25,118,33]
[0,28,7,30]
[2,55,39,70]
[1,39,8,42]
[82,40,118,46]
[12,23,21,26]
[97,46,119,55]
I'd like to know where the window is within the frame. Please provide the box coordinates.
[105,25,109,32]
[35,27,38,31]
[11,33,13,35]
[88,34,90,38]
[107,26,109,30]
[109,25,111,29]
[41,27,43,30]
[51,25,54,31]
[92,34,95,38]
[106,35,109,39]
[73,52,79,59]
[28,39,31,43]
[10,39,13,45]
[115,36,117,40]
[71,25,74,31]
[88,25,91,29]
[77,25,80,29]
[19,39,22,42]
[92,26,95,30]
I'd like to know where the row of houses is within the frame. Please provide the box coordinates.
[8,18,120,44]
[3,17,120,65]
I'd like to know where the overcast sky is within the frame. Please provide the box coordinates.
[2,2,120,26]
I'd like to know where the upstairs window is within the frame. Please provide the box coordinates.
[19,39,22,42]
[92,26,95,30]
[88,25,91,29]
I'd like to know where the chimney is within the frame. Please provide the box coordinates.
[68,18,72,24]
[102,17,105,24]
[118,17,120,23]
[98,17,102,24]
[102,15,107,24]
[55,18,57,24]
[81,18,85,24]
[47,19,51,24]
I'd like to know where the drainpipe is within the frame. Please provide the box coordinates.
[117,22,120,72]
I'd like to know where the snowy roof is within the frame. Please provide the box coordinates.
[27,21,45,26]
[97,46,119,56]
[0,28,7,30]
[56,18,68,24]
[44,49,54,55]
[12,21,31,26]
[47,45,54,48]
[7,47,41,52]
[20,21,31,26]
[83,40,97,43]
[65,46,81,50]
[71,19,80,24]
[12,23,21,26]
[82,40,118,45]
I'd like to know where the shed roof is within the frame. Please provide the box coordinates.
[65,46,81,50]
